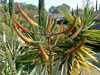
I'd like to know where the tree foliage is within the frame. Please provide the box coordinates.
[49,4,70,14]
[39,0,46,26]
[9,0,15,16]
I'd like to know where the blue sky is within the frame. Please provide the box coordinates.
[14,0,100,11]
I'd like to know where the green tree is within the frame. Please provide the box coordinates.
[9,0,15,16]
[49,6,57,13]
[99,4,100,10]
[82,0,91,8]
[76,4,79,16]
[49,4,70,14]
[38,0,45,26]
[72,8,74,16]
[96,0,98,11]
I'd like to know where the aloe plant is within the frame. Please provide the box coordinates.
[9,3,100,75]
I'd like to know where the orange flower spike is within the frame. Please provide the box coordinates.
[12,16,33,33]
[14,24,34,44]
[70,19,83,40]
[60,17,77,34]
[39,44,49,61]
[64,38,86,54]
[47,15,52,33]
[57,22,63,39]
[16,2,38,27]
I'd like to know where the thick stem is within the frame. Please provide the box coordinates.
[48,34,53,75]
[49,46,53,75]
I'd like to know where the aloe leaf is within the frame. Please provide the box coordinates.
[81,48,98,62]
[41,65,48,75]
[53,60,60,75]
[17,66,24,75]
[0,72,4,75]
[34,65,41,75]
[51,19,56,33]
[60,63,66,75]
[29,66,37,75]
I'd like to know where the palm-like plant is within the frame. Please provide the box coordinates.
[9,2,100,75]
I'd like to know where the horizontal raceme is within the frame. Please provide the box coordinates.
[38,44,49,61]
[59,17,77,34]
[47,15,52,33]
[64,38,86,54]
[16,2,38,27]
[12,16,33,33]
[70,19,83,40]
[13,24,34,44]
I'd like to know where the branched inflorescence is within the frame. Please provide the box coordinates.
[12,2,86,75]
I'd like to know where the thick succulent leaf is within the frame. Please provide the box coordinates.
[82,8,99,30]
[17,66,24,75]
[34,65,41,75]
[51,19,56,33]
[29,66,36,75]
[30,65,41,75]
[83,30,100,45]
[59,6,73,24]
[60,62,66,75]
[78,60,90,72]
[41,65,48,75]
[53,60,60,75]
[0,50,5,56]
[77,51,85,61]
[82,47,96,54]
[81,48,98,62]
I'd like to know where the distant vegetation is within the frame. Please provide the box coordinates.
[49,4,70,14]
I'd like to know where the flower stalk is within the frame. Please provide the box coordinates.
[47,16,53,75]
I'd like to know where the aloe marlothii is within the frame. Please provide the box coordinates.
[64,38,86,54]
[12,2,98,75]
